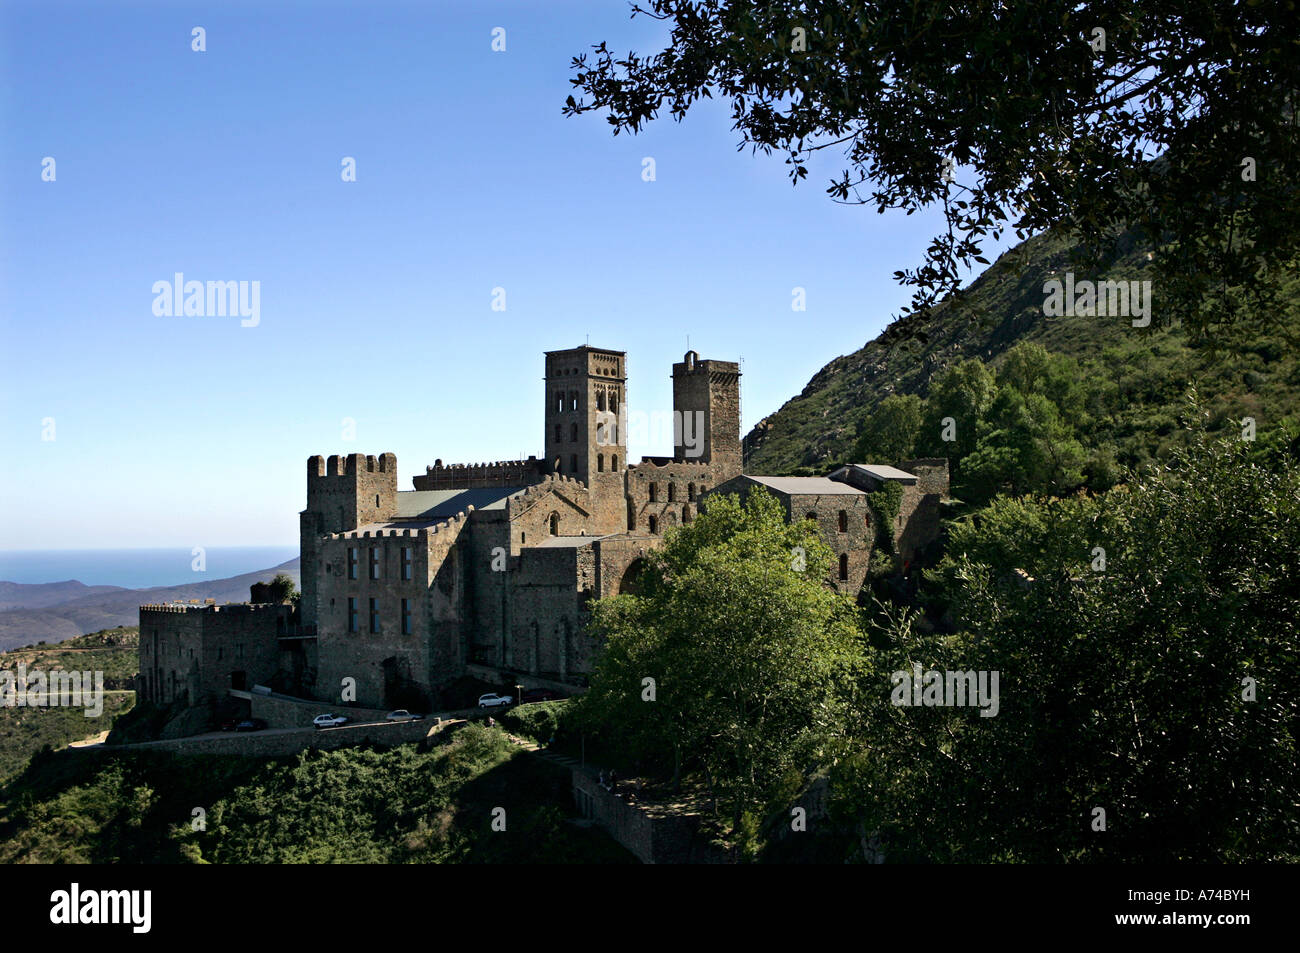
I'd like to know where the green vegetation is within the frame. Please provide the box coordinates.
[0,628,138,781]
[747,228,1300,478]
[575,425,1300,861]
[0,723,632,864]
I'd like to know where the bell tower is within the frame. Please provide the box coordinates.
[544,346,627,486]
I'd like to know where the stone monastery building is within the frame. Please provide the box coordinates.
[139,346,947,714]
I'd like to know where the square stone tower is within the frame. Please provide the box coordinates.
[672,350,742,473]
[544,346,628,485]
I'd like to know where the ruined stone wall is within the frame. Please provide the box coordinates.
[624,459,718,536]
[138,604,288,708]
[505,546,588,680]
[897,458,950,563]
[314,515,471,710]
[783,493,875,597]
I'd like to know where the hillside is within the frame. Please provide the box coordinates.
[0,628,139,780]
[0,559,300,652]
[743,229,1299,474]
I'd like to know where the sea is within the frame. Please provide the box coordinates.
[0,547,299,590]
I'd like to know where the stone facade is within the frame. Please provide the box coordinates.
[140,345,949,718]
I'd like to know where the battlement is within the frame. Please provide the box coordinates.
[140,602,288,615]
[413,457,543,491]
[329,506,477,541]
[308,452,397,479]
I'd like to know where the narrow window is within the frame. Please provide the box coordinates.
[401,546,412,581]
[649,515,659,534]
[649,483,658,503]
[550,512,559,535]
[597,454,604,472]
[839,554,849,581]
[348,546,358,579]
[611,454,618,470]
[375,494,380,508]
[370,547,380,579]
[401,598,412,635]
[570,391,578,411]
[838,510,848,533]
[668,483,676,502]
[556,392,563,413]
[688,483,696,502]
[571,422,579,441]
[683,505,692,524]
[369,597,380,633]
[348,597,358,632]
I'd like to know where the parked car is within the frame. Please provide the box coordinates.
[235,718,267,732]
[313,713,349,729]
[477,693,513,708]
[218,718,238,732]
[386,710,425,721]
[522,689,561,703]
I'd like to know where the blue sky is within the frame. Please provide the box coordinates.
[0,0,994,550]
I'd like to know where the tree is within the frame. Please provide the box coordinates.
[575,488,869,850]
[918,357,997,467]
[852,393,922,465]
[267,573,298,607]
[565,1,1299,342]
[962,387,1088,503]
[840,421,1300,861]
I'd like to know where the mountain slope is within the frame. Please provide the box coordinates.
[743,229,1299,473]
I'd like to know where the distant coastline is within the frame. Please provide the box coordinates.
[0,547,298,589]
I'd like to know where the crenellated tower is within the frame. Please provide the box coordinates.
[672,350,742,478]
[300,452,397,626]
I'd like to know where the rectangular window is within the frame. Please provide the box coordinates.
[839,554,849,581]
[401,546,412,581]
[348,546,358,580]
[401,598,412,635]
[369,598,380,634]
[649,482,658,502]
[348,597,358,632]
[838,510,848,533]
[370,547,380,580]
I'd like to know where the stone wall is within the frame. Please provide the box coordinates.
[413,458,544,490]
[139,603,289,708]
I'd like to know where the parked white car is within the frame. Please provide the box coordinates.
[386,710,424,721]
[477,693,513,709]
[313,713,349,729]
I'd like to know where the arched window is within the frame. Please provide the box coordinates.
[555,392,564,413]
[549,512,559,536]
[649,483,658,502]
[597,454,604,472]
[597,390,607,411]
[648,515,659,534]
[611,393,619,413]
[571,422,579,441]
[688,483,696,502]
[667,483,676,502]
[682,505,692,523]
[839,554,849,580]
[569,391,578,411]
[611,454,618,470]
[838,510,848,533]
